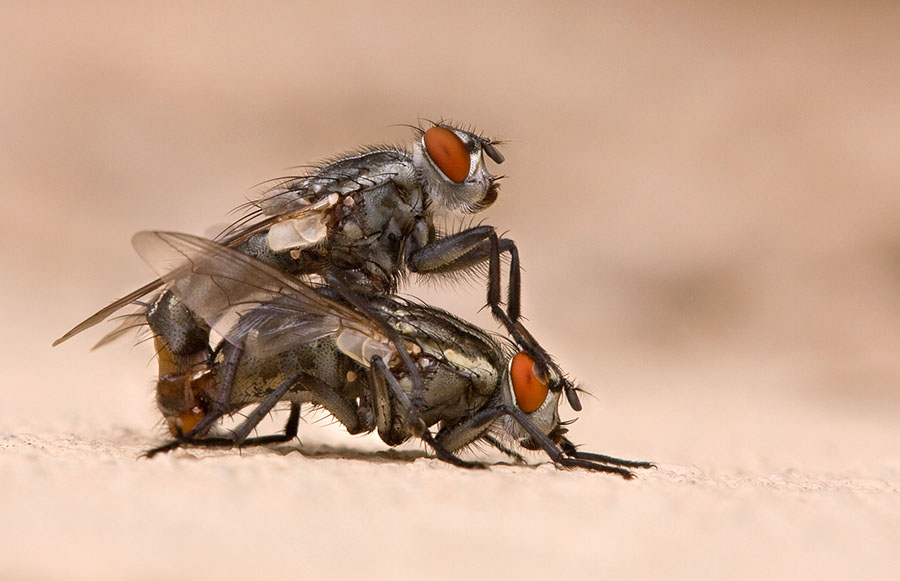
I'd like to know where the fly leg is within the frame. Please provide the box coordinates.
[436,405,651,478]
[322,271,429,437]
[195,371,367,449]
[249,371,366,439]
[407,225,520,311]
[145,375,299,454]
[147,365,368,455]
[482,435,526,464]
[237,403,301,447]
[144,344,244,457]
[369,356,486,469]
[433,407,504,458]
[407,225,528,342]
[408,225,582,410]
[229,378,301,445]
[222,372,370,450]
[501,405,650,478]
[369,355,406,446]
[557,437,656,470]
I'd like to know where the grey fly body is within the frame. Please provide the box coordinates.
[134,232,652,478]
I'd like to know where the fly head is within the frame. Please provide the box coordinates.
[412,121,504,214]
[502,351,563,445]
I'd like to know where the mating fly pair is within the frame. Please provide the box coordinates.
[54,121,651,476]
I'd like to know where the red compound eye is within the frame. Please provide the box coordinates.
[424,126,470,183]
[510,352,549,413]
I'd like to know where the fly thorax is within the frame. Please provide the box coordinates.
[389,159,420,193]
[441,348,498,395]
[328,182,419,282]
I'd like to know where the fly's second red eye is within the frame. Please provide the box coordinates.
[424,126,470,183]
[510,351,549,413]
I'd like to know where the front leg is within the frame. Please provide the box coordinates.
[369,356,485,469]
[408,225,582,410]
[439,404,649,478]
[323,271,429,437]
[407,225,521,316]
[501,405,649,479]
[407,224,527,335]
[482,435,527,464]
[558,437,656,470]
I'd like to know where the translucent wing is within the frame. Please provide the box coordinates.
[51,280,164,347]
[51,214,281,347]
[131,231,389,361]
[53,149,411,347]
[91,307,154,350]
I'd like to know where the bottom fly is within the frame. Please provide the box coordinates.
[134,231,654,478]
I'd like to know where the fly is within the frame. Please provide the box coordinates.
[134,231,653,478]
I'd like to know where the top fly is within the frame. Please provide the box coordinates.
[55,120,507,347]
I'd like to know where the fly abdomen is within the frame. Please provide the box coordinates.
[147,292,210,357]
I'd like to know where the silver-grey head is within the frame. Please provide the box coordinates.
[411,121,505,214]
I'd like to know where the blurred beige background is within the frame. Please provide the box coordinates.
[2,2,899,580]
